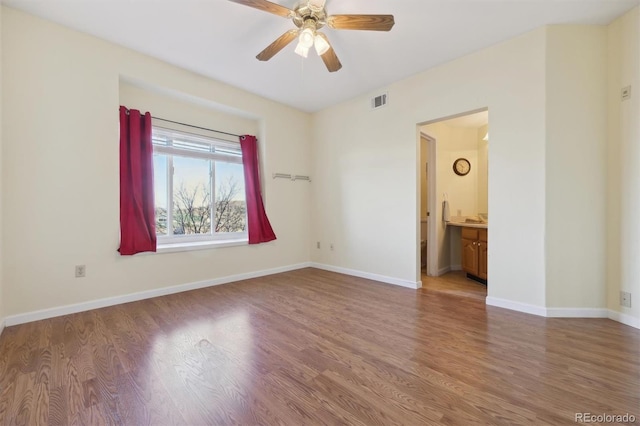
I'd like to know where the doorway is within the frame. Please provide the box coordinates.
[417,109,489,297]
[419,133,436,276]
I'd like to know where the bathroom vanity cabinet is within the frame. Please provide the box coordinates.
[461,227,487,282]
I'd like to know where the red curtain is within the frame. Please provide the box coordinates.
[240,135,276,244]
[119,106,157,255]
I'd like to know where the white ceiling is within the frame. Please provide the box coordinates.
[3,0,638,112]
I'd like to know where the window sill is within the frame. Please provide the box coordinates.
[156,238,248,254]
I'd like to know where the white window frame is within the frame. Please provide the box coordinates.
[152,126,248,248]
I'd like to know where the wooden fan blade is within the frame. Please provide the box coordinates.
[228,0,293,18]
[256,30,298,61]
[318,34,342,72]
[327,14,395,31]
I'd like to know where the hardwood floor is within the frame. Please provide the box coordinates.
[0,268,638,425]
[421,270,487,301]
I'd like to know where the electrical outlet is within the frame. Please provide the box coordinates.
[316,241,320,249]
[330,243,334,251]
[620,291,631,308]
[75,265,86,278]
[621,85,631,101]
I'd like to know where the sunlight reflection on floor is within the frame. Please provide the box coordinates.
[147,310,255,420]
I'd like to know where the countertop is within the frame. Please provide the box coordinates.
[447,221,488,229]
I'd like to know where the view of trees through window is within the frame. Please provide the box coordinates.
[154,176,246,235]
[152,128,247,241]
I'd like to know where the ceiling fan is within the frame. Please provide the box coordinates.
[229,0,395,72]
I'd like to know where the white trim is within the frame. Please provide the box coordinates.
[7,263,637,331]
[310,262,421,289]
[4,262,312,327]
[607,310,640,329]
[156,238,247,253]
[421,132,438,278]
[153,126,242,156]
[485,296,547,317]
[437,266,451,276]
[545,308,608,318]
[486,297,640,329]
[0,318,5,337]
[153,144,243,164]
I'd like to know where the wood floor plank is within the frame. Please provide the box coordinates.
[47,385,68,426]
[76,401,112,426]
[113,369,186,426]
[0,268,638,425]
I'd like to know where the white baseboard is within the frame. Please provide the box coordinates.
[487,297,640,329]
[7,261,637,331]
[437,266,451,276]
[485,296,547,316]
[4,262,312,327]
[545,308,609,318]
[487,297,611,319]
[435,265,462,276]
[0,318,5,337]
[310,262,421,289]
[607,310,640,329]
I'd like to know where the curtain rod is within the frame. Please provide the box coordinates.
[123,108,242,138]
[152,116,242,138]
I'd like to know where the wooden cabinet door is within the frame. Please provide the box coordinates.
[478,240,488,279]
[478,229,488,279]
[461,238,478,275]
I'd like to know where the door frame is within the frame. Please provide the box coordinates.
[420,132,438,276]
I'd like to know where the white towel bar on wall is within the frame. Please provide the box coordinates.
[272,173,311,182]
[272,173,292,180]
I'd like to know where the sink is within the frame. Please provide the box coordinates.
[465,216,487,224]
[447,215,488,228]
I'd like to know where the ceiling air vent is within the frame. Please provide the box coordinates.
[371,93,388,110]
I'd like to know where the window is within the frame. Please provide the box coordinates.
[152,127,247,245]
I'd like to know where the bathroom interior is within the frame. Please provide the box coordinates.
[419,110,489,297]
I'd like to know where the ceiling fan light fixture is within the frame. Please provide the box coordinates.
[294,42,310,58]
[299,20,316,48]
[314,34,330,56]
[299,28,315,48]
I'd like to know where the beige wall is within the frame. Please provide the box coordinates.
[0,4,4,329]
[419,136,428,220]
[312,28,548,305]
[545,26,608,309]
[439,126,480,218]
[119,83,260,139]
[1,7,312,318]
[477,124,488,215]
[607,8,640,323]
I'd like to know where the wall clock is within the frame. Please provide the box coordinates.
[453,158,471,176]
